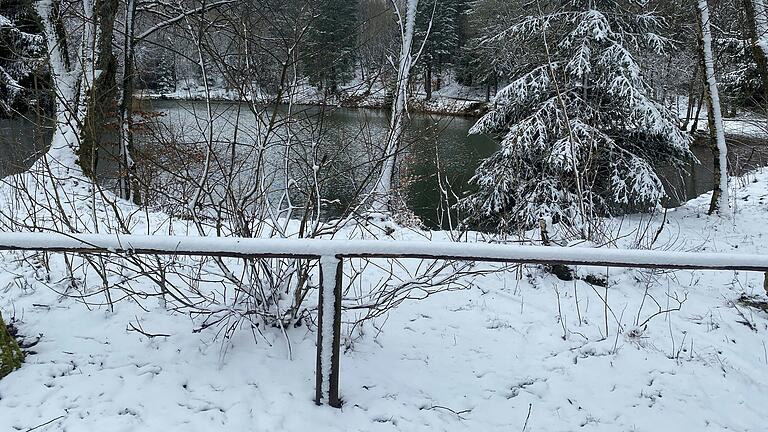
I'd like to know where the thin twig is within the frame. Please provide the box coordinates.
[422,405,472,420]
[26,415,65,432]
[522,403,533,431]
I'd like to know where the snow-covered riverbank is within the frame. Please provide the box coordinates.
[136,78,491,117]
[1,166,767,431]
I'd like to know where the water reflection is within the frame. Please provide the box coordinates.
[1,102,766,231]
[659,135,768,207]
[0,117,51,177]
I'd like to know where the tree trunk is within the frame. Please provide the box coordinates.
[36,0,82,173]
[743,0,768,102]
[79,0,120,178]
[424,64,432,100]
[682,65,699,130]
[696,0,730,216]
[371,0,420,213]
[691,87,705,133]
[118,0,140,204]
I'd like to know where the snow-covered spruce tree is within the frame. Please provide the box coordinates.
[0,0,49,118]
[459,0,694,235]
[137,45,177,93]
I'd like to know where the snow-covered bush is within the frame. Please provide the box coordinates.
[460,0,694,236]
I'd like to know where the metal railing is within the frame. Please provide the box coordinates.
[1,232,767,408]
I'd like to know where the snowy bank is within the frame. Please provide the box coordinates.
[136,79,490,117]
[1,167,768,430]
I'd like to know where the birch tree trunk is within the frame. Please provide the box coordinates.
[35,0,117,179]
[35,0,81,175]
[118,0,140,203]
[370,0,419,214]
[696,0,730,215]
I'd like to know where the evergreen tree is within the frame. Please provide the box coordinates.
[720,37,764,111]
[454,0,513,99]
[459,0,694,234]
[414,0,461,99]
[712,0,764,111]
[137,46,177,93]
[0,0,49,118]
[304,0,359,94]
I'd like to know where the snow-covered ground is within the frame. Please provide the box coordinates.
[675,97,768,138]
[137,74,490,116]
[1,166,768,431]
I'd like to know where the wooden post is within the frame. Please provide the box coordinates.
[764,272,768,296]
[315,256,343,408]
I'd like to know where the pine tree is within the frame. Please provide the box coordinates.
[455,0,516,99]
[715,0,764,110]
[304,0,359,94]
[0,0,49,118]
[743,0,768,101]
[720,37,763,110]
[414,0,461,99]
[459,0,694,234]
[137,46,177,93]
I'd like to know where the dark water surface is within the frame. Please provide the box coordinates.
[0,117,52,177]
[2,102,767,229]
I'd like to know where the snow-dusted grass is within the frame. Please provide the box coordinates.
[1,169,768,430]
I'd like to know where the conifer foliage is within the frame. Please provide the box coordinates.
[460,0,694,233]
[0,0,48,118]
[304,0,359,94]
[414,0,462,99]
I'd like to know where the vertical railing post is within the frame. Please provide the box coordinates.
[316,256,343,408]
[764,272,768,296]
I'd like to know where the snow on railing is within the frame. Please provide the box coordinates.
[1,232,767,408]
[1,233,767,270]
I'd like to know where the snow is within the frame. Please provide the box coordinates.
[6,1,768,428]
[318,256,340,405]
[137,82,487,117]
[0,232,767,271]
[2,152,768,430]
[676,97,768,137]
